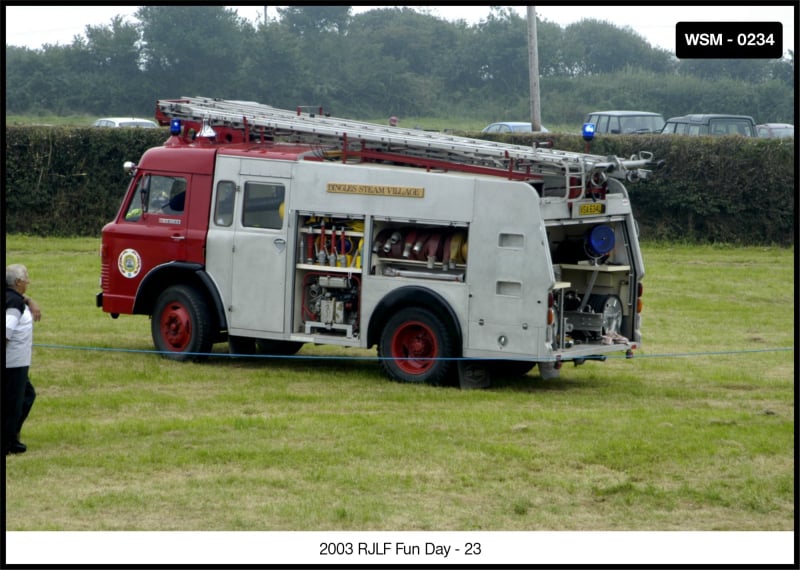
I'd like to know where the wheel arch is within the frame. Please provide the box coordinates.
[367,286,462,351]
[134,262,227,331]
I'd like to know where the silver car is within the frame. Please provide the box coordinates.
[482,121,549,133]
[756,123,794,138]
[92,117,158,128]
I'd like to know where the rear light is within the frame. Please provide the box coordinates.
[636,281,644,313]
[547,291,555,324]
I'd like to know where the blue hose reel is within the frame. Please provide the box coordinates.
[585,225,615,260]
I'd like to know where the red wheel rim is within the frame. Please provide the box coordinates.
[158,301,192,351]
[390,320,438,374]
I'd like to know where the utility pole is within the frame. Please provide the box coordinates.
[527,6,542,132]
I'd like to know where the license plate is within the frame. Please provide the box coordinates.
[578,202,604,216]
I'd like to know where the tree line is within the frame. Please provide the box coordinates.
[5,6,795,126]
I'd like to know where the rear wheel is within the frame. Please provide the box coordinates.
[378,307,455,385]
[152,285,214,361]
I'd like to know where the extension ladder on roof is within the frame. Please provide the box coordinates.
[156,96,659,184]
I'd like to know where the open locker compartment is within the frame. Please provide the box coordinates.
[547,218,636,348]
[292,211,365,341]
[369,218,470,283]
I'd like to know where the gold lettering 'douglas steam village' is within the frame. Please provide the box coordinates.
[327,183,425,198]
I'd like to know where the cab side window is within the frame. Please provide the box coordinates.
[214,180,236,227]
[124,175,188,221]
[242,182,285,229]
[150,176,187,215]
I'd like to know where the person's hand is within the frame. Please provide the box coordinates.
[27,298,42,322]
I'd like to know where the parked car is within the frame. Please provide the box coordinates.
[583,110,665,134]
[482,121,549,133]
[756,123,794,138]
[92,117,158,128]
[660,114,756,137]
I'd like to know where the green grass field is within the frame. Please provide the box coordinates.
[4,235,794,533]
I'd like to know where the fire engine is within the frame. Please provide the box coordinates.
[97,97,658,388]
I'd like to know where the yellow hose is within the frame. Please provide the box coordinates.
[449,231,467,263]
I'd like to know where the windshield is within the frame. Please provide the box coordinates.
[709,119,754,136]
[618,115,665,133]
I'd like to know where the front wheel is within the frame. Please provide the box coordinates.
[378,307,456,385]
[152,285,214,361]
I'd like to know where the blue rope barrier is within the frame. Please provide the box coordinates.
[32,343,794,361]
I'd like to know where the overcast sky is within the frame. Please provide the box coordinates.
[4,4,796,56]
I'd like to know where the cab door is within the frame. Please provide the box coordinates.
[228,179,289,334]
[104,173,190,313]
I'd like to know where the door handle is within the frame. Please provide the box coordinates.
[273,237,286,253]
[171,234,186,241]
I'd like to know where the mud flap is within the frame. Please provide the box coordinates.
[457,359,492,390]
[539,360,561,380]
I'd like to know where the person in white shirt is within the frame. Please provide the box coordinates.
[5,264,39,455]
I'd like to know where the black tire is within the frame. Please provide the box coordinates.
[152,285,214,361]
[256,339,304,356]
[378,307,455,385]
[228,335,257,355]
[484,360,536,378]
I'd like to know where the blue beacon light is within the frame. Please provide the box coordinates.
[170,119,182,136]
[582,122,596,142]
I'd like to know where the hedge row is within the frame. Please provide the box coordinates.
[5,127,167,237]
[5,126,795,245]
